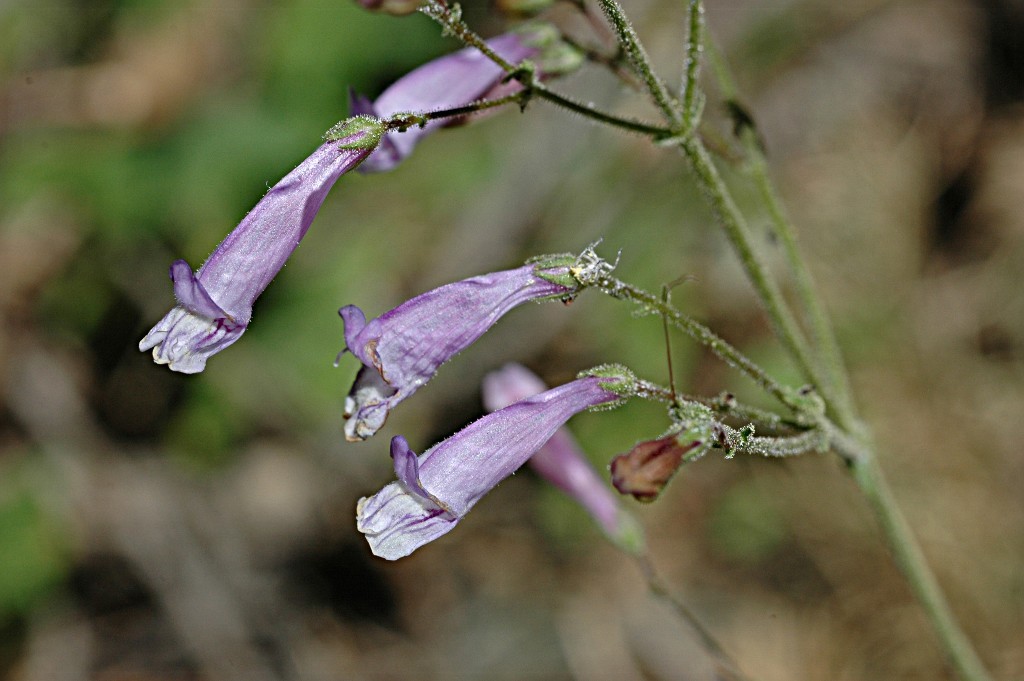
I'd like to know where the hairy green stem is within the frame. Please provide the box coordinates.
[383,91,528,130]
[830,443,995,681]
[744,135,856,422]
[593,0,683,126]
[677,135,841,410]
[684,33,991,678]
[705,36,857,429]
[591,274,800,413]
[420,0,671,138]
[635,379,804,431]
[680,0,705,124]
[531,83,670,136]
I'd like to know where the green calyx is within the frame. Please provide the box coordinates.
[580,363,636,401]
[324,115,385,150]
[514,22,586,76]
[529,253,579,291]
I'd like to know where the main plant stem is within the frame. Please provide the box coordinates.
[833,439,995,681]
[680,52,995,681]
[418,0,992,676]
[704,37,857,427]
[598,0,993,675]
[678,135,838,411]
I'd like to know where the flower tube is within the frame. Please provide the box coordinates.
[357,367,633,559]
[483,363,643,552]
[351,31,540,173]
[338,261,576,441]
[139,118,381,374]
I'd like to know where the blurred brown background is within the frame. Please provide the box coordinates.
[0,0,1022,679]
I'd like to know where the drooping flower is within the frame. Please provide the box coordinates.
[351,29,544,173]
[338,260,577,441]
[356,367,633,560]
[482,363,643,552]
[139,118,382,374]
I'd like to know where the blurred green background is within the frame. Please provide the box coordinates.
[0,0,1022,679]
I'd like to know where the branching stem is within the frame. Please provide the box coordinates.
[589,274,801,413]
[677,135,840,412]
[592,0,683,126]
[704,36,858,430]
[420,0,672,138]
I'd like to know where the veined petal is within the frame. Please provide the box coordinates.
[356,484,457,560]
[196,140,373,317]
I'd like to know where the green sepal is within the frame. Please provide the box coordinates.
[514,22,586,76]
[324,115,384,150]
[669,400,719,456]
[529,253,578,291]
[579,363,636,402]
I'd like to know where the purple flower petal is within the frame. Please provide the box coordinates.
[139,308,246,375]
[141,129,377,373]
[170,259,232,321]
[483,363,643,551]
[355,32,540,173]
[339,263,574,441]
[357,374,625,559]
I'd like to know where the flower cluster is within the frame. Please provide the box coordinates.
[139,28,641,561]
[337,257,637,558]
[139,29,549,374]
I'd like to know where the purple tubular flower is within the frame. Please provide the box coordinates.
[356,375,623,559]
[351,32,539,173]
[139,126,378,373]
[483,364,644,552]
[339,263,574,441]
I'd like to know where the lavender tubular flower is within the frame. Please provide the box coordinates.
[357,374,626,560]
[351,32,539,173]
[139,121,380,373]
[483,364,644,553]
[339,263,574,441]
